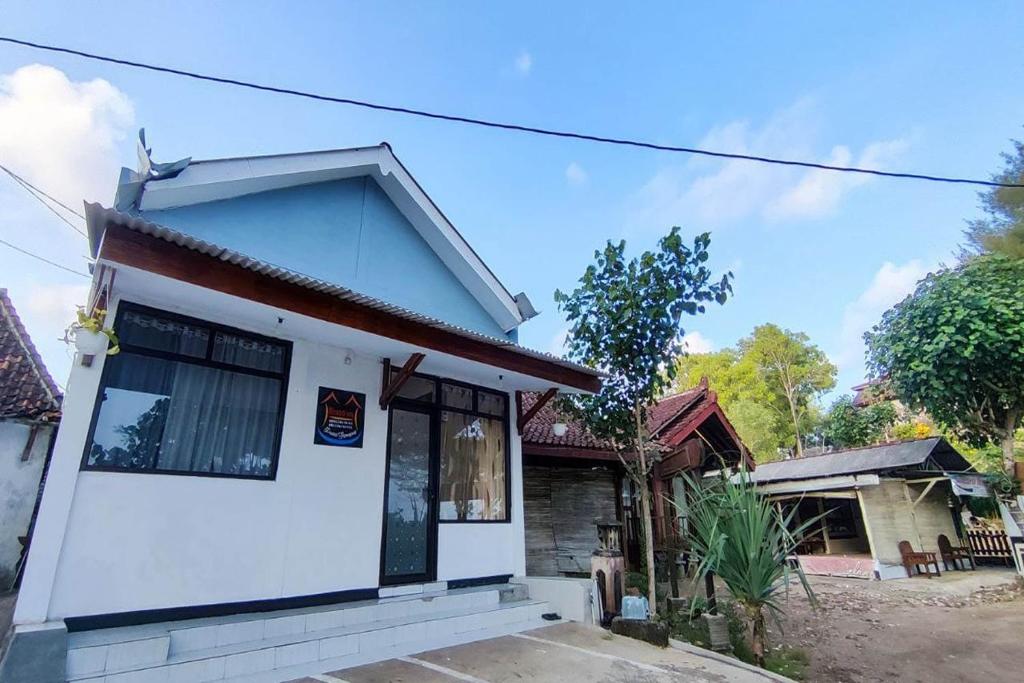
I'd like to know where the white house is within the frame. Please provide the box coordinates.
[2,140,601,682]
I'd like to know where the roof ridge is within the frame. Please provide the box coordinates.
[760,436,941,466]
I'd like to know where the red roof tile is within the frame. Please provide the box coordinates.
[0,289,61,421]
[521,377,717,452]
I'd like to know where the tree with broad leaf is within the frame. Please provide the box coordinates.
[554,227,732,616]
[866,255,1024,476]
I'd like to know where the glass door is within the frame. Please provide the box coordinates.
[380,406,437,585]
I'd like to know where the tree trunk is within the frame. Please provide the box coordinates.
[1001,410,1019,478]
[746,604,767,668]
[638,474,657,617]
[787,389,803,458]
[634,404,658,618]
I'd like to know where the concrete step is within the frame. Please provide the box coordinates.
[65,585,545,682]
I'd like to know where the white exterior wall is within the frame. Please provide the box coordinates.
[0,421,52,582]
[16,286,527,624]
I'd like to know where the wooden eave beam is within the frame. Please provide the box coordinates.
[98,225,602,392]
[515,387,557,435]
[379,353,426,409]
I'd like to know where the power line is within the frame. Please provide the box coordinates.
[1,35,1021,190]
[0,164,85,219]
[1,165,88,238]
[0,237,90,278]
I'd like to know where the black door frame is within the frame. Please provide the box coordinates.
[378,401,440,586]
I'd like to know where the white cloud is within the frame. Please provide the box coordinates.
[627,99,908,230]
[765,139,908,221]
[834,260,931,373]
[681,331,714,354]
[565,161,588,187]
[0,65,134,385]
[514,51,533,76]
[0,63,134,206]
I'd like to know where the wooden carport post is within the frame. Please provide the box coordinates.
[856,488,881,575]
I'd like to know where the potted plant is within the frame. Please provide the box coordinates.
[64,307,119,358]
[550,395,569,437]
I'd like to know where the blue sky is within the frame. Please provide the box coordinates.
[1,2,1022,403]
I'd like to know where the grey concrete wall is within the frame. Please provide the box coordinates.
[859,480,916,565]
[908,481,959,553]
[859,479,959,565]
[0,421,51,585]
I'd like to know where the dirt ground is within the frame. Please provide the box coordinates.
[765,567,1024,682]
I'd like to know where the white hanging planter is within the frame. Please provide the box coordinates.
[74,328,109,356]
[551,422,568,437]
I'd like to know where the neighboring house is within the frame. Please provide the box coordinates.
[748,437,979,580]
[520,378,751,576]
[0,289,61,588]
[4,142,602,682]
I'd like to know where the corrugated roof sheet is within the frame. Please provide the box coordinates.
[747,437,972,483]
[85,204,600,383]
[0,289,61,421]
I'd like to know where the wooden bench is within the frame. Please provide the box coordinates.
[899,540,941,578]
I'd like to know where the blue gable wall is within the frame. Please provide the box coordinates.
[140,177,511,339]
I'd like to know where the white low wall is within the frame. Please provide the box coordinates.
[0,421,52,583]
[515,576,598,624]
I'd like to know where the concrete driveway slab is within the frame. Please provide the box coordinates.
[297,622,783,683]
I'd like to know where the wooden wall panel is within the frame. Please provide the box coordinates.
[523,465,618,576]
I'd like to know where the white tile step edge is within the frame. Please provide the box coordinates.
[70,600,550,682]
[67,586,504,677]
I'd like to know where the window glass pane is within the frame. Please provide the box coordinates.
[441,383,473,410]
[477,391,506,417]
[212,332,286,373]
[439,411,506,521]
[119,310,209,358]
[390,370,435,402]
[88,352,282,477]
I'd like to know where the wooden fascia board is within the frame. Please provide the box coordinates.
[661,402,755,470]
[98,225,601,392]
[520,443,628,463]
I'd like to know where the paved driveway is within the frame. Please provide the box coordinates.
[287,622,786,683]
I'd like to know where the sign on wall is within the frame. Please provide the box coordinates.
[314,387,365,447]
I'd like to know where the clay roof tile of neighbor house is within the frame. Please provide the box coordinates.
[0,289,62,422]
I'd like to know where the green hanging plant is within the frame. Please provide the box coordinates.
[64,307,120,356]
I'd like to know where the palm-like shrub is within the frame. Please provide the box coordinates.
[682,470,821,667]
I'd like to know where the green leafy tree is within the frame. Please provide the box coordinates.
[823,396,897,448]
[555,228,732,616]
[739,324,837,458]
[961,139,1024,260]
[728,399,784,463]
[674,329,835,461]
[866,255,1024,475]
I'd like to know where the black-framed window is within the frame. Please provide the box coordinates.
[389,370,510,522]
[83,302,291,480]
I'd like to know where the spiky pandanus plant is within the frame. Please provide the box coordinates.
[682,470,822,667]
